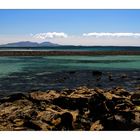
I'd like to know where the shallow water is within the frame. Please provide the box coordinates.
[0,55,140,97]
[0,55,140,77]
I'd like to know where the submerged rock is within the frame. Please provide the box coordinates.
[0,93,27,103]
[92,71,102,81]
[121,74,128,79]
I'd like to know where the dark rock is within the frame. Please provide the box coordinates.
[69,71,76,74]
[92,71,102,81]
[88,93,108,120]
[136,78,140,80]
[100,117,127,130]
[105,100,116,112]
[121,74,127,79]
[131,92,140,105]
[0,93,27,103]
[23,120,42,130]
[108,74,113,81]
[92,71,102,76]
[53,96,88,111]
[60,112,74,130]
[99,112,135,131]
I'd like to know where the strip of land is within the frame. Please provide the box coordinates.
[0,50,140,56]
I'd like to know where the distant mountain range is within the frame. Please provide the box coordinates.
[0,41,59,47]
[1,41,140,48]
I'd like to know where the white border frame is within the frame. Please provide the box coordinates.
[0,0,140,9]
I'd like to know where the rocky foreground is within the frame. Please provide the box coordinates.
[0,86,140,131]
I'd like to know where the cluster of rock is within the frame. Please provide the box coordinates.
[0,86,140,131]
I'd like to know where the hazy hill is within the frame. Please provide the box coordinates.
[0,41,59,47]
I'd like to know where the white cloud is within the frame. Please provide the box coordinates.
[33,32,68,39]
[83,32,140,38]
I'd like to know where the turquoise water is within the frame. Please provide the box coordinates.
[0,55,140,77]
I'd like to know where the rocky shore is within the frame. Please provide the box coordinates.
[0,86,140,131]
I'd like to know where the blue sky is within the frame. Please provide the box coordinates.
[0,10,140,45]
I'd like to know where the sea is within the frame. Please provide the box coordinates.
[0,46,140,97]
[0,46,140,77]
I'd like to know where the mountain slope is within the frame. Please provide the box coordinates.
[0,41,59,47]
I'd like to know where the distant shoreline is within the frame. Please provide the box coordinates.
[0,50,140,56]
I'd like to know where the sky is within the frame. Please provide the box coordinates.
[0,9,140,46]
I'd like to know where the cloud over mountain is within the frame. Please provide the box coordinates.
[33,32,68,39]
[83,32,140,38]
